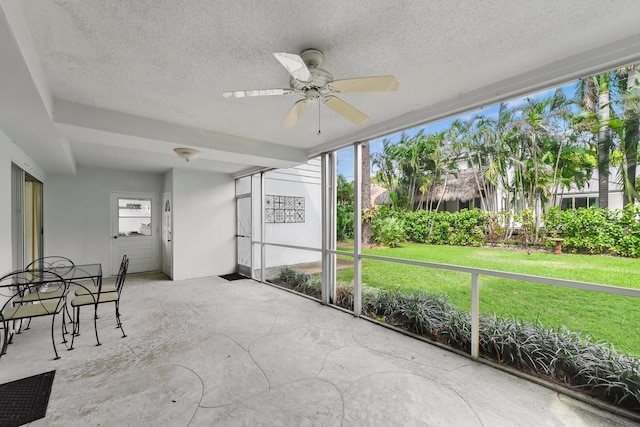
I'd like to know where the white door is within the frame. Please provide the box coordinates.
[236,195,251,277]
[111,192,159,275]
[161,192,173,278]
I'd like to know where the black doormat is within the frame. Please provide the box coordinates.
[0,370,55,427]
[219,273,247,281]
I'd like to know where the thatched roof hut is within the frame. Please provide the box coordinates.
[370,185,391,205]
[428,168,485,202]
[369,168,488,206]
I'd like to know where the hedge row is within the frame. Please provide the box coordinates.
[338,205,640,257]
[544,205,640,257]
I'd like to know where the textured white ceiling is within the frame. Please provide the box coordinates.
[2,0,640,175]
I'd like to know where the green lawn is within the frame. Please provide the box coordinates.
[336,243,640,356]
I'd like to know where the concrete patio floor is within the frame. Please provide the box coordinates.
[0,273,637,426]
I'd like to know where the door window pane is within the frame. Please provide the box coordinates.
[118,198,152,236]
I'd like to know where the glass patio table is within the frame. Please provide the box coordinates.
[23,263,103,288]
[23,264,103,354]
[0,264,102,359]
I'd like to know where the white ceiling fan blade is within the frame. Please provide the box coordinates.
[329,76,399,93]
[281,99,309,127]
[324,96,368,125]
[223,88,294,98]
[273,52,312,83]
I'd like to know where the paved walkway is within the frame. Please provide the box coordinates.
[0,273,636,426]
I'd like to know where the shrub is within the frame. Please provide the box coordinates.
[335,282,355,308]
[336,202,354,241]
[448,209,487,247]
[401,210,450,244]
[371,216,405,247]
[514,208,537,245]
[275,267,321,298]
[402,210,434,243]
[543,206,640,257]
[391,209,487,246]
[486,211,515,243]
[613,204,640,257]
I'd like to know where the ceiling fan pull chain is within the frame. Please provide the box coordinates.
[317,101,321,135]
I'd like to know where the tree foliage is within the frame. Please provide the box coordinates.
[369,65,640,228]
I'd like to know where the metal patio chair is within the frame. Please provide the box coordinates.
[69,255,129,349]
[16,256,77,332]
[74,255,127,298]
[0,270,69,360]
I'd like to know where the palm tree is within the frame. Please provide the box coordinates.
[574,73,613,208]
[361,142,372,245]
[449,118,494,209]
[336,174,353,205]
[423,131,458,212]
[372,139,399,207]
[619,64,640,205]
[574,65,640,208]
[475,103,518,213]
[393,131,432,211]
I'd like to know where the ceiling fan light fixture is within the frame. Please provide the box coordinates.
[173,147,201,162]
[304,88,320,103]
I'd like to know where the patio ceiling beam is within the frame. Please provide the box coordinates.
[53,100,308,170]
[0,3,75,174]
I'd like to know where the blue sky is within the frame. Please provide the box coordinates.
[337,82,577,180]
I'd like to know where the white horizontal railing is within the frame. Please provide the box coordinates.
[254,241,323,253]
[357,253,640,297]
[340,251,640,359]
[257,242,640,359]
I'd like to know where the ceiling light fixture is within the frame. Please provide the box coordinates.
[173,147,201,162]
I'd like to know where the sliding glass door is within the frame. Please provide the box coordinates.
[12,163,43,270]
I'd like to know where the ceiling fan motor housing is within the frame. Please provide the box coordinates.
[290,67,333,91]
[300,48,324,68]
[289,49,333,92]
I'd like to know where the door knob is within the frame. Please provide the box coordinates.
[113,236,118,239]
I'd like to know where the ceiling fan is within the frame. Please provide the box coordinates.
[223,49,399,128]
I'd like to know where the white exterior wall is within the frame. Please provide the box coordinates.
[489,165,634,212]
[44,166,163,275]
[263,158,322,268]
[171,169,235,280]
[561,166,637,210]
[609,192,625,210]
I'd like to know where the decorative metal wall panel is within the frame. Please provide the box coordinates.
[265,195,305,223]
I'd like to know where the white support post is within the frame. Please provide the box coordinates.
[329,153,337,304]
[260,172,266,283]
[471,273,480,359]
[353,143,362,317]
[321,154,329,305]
[249,176,254,279]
